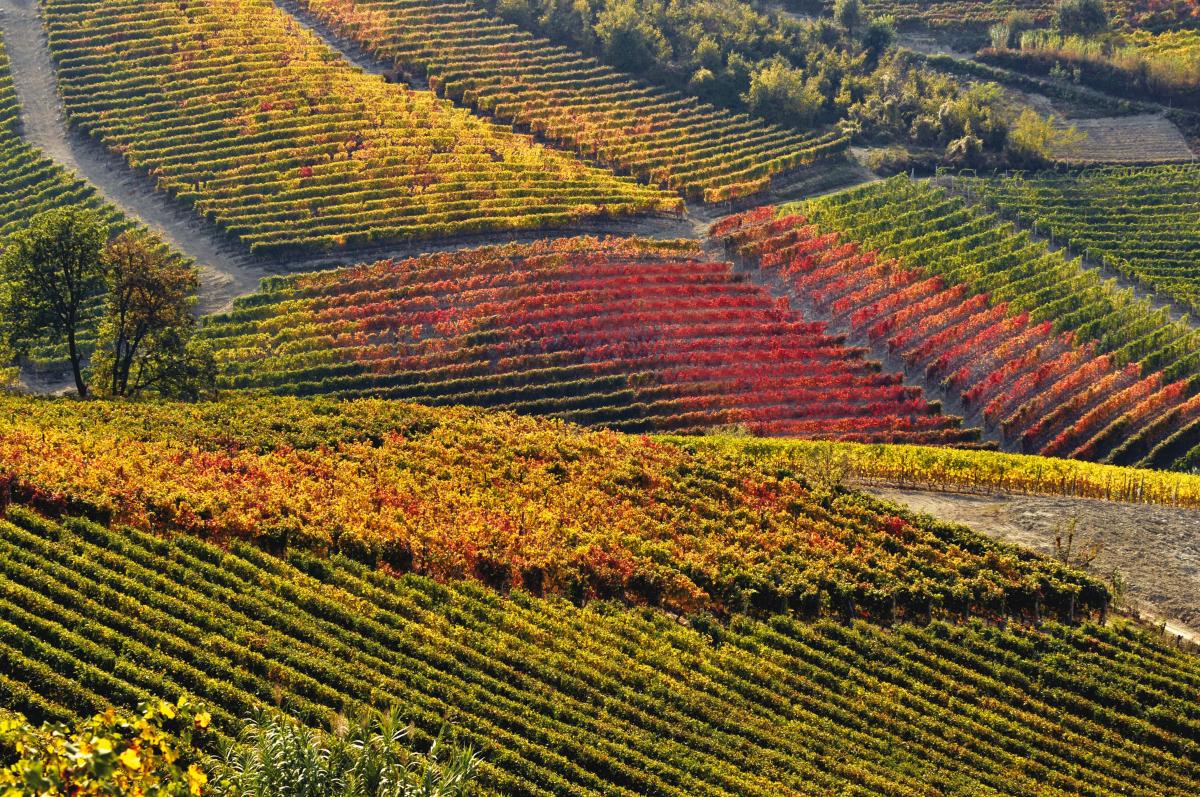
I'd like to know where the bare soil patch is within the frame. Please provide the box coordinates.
[1054,114,1195,163]
[868,486,1200,643]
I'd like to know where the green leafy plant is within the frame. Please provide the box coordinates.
[207,709,479,797]
[0,699,211,797]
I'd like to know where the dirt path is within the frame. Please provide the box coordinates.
[0,0,712,316]
[0,0,271,315]
[868,486,1200,644]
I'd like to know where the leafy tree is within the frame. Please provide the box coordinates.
[743,58,824,127]
[0,336,16,389]
[89,230,212,399]
[0,208,106,397]
[0,699,211,796]
[860,16,895,57]
[1054,0,1110,36]
[1006,108,1085,164]
[207,708,480,797]
[594,0,669,73]
[834,0,864,36]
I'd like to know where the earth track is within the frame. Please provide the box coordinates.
[0,0,267,315]
[0,0,702,318]
[868,486,1200,648]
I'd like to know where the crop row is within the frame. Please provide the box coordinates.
[41,0,673,256]
[955,166,1200,315]
[0,502,1195,796]
[748,176,1200,468]
[0,393,1099,620]
[199,236,974,442]
[715,201,1200,464]
[682,434,1200,510]
[292,0,848,201]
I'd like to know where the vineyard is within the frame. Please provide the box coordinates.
[0,31,188,374]
[957,166,1200,313]
[200,236,975,442]
[830,0,1055,29]
[2,500,1198,796]
[0,394,1102,620]
[713,179,1200,467]
[684,435,1200,509]
[41,0,674,256]
[290,0,849,202]
[988,26,1200,102]
[0,0,1198,792]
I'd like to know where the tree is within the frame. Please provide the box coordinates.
[0,699,211,796]
[0,208,106,397]
[207,708,480,797]
[834,0,864,37]
[90,230,212,399]
[860,16,896,57]
[1054,0,1110,36]
[743,58,824,128]
[1006,108,1085,164]
[593,0,668,74]
[0,329,16,389]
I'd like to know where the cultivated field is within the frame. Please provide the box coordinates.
[0,0,1197,793]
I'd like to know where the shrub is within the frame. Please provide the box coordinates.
[0,699,211,796]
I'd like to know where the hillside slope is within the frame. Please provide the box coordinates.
[0,505,1197,797]
[199,236,977,443]
[0,394,1098,620]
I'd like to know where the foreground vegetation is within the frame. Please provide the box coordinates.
[0,501,1196,795]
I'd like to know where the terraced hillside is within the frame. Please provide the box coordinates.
[714,179,1200,467]
[958,166,1200,312]
[291,0,849,202]
[0,31,189,374]
[0,395,1097,619]
[200,236,977,442]
[3,507,1198,797]
[0,394,1196,796]
[1049,116,1195,165]
[41,0,674,256]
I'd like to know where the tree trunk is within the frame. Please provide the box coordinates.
[67,328,87,397]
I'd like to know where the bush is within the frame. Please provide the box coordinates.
[1054,0,1110,36]
[206,708,480,797]
[0,699,211,796]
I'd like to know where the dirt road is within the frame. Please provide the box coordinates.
[0,0,270,314]
[869,486,1200,644]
